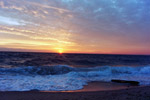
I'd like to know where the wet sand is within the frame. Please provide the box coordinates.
[75,81,135,92]
[1,82,150,100]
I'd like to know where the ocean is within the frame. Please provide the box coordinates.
[0,52,150,91]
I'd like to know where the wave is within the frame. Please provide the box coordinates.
[0,65,150,91]
[0,65,73,75]
[1,65,150,75]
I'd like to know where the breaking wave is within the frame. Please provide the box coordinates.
[0,65,150,91]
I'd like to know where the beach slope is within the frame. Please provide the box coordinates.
[1,86,150,100]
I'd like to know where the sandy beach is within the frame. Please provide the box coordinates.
[1,83,150,100]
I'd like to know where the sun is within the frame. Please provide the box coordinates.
[58,49,63,54]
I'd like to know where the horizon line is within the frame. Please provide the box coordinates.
[0,50,150,56]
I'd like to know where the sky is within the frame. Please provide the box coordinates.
[0,0,150,55]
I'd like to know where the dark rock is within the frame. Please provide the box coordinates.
[111,79,139,86]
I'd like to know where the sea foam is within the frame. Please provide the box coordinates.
[0,65,150,91]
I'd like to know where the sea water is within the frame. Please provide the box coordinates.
[0,52,150,91]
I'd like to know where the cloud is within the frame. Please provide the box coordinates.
[0,16,25,25]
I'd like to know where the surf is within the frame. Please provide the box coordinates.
[0,65,150,91]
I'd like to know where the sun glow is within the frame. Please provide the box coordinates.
[58,48,63,54]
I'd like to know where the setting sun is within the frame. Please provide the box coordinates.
[58,48,63,54]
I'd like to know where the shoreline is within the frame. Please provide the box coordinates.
[50,81,139,92]
[1,86,150,100]
[74,81,138,92]
[1,82,150,100]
